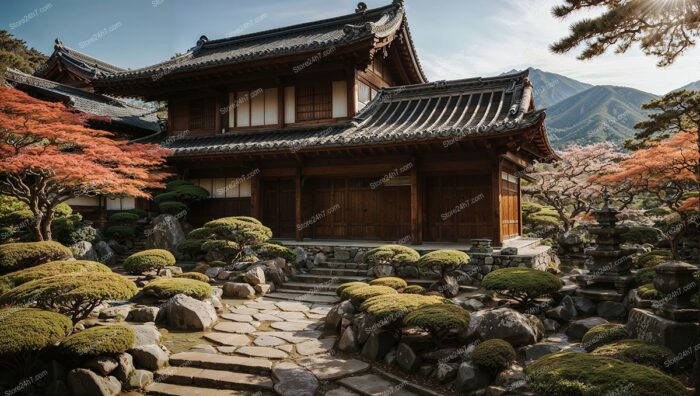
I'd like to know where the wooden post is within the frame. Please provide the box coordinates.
[295,167,303,241]
[250,172,261,220]
[410,158,422,245]
[347,68,357,117]
[491,159,502,244]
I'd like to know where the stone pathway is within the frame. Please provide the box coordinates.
[145,296,415,396]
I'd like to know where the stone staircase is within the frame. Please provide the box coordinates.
[115,239,147,265]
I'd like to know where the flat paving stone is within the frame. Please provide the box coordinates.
[274,311,308,320]
[214,322,257,334]
[272,362,318,396]
[270,321,316,331]
[325,387,360,396]
[236,346,288,359]
[146,382,249,395]
[277,344,294,353]
[297,356,370,380]
[203,332,250,346]
[244,301,278,310]
[309,306,333,315]
[253,335,287,347]
[169,352,272,374]
[253,330,322,344]
[339,373,417,396]
[216,346,237,354]
[305,313,327,320]
[220,313,254,322]
[154,366,273,391]
[229,307,259,315]
[275,301,311,312]
[253,313,283,321]
[295,337,336,356]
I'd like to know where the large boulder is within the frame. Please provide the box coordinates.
[126,306,159,323]
[160,294,217,330]
[131,345,168,371]
[83,356,118,376]
[454,362,491,393]
[145,214,186,257]
[93,241,117,265]
[127,324,161,347]
[223,282,256,299]
[66,368,121,396]
[244,265,266,286]
[566,317,608,340]
[473,308,543,346]
[71,241,99,261]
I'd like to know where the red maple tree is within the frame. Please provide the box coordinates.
[0,86,171,240]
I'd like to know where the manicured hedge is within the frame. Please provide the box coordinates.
[104,225,136,241]
[0,260,110,293]
[481,267,562,305]
[637,283,663,300]
[0,308,72,355]
[123,249,176,275]
[177,239,205,256]
[61,325,135,356]
[336,282,368,297]
[143,278,212,300]
[402,285,425,294]
[402,304,470,342]
[362,245,420,267]
[342,285,397,308]
[0,241,73,273]
[581,323,629,352]
[592,339,674,370]
[254,242,296,262]
[188,227,214,240]
[360,294,451,322]
[636,250,672,268]
[108,212,140,224]
[472,339,516,375]
[369,277,408,290]
[158,201,188,215]
[176,272,211,282]
[415,250,470,276]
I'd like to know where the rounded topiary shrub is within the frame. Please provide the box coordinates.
[415,249,470,277]
[166,180,192,190]
[188,227,215,240]
[342,285,397,308]
[0,272,138,323]
[527,352,688,396]
[61,326,135,357]
[104,225,135,241]
[581,323,629,352]
[154,191,179,204]
[0,308,72,355]
[402,285,425,294]
[362,245,420,268]
[369,277,408,290]
[636,283,663,300]
[169,185,209,203]
[360,294,451,322]
[0,241,73,273]
[176,272,210,283]
[143,278,212,300]
[123,249,176,275]
[622,226,661,245]
[472,339,516,375]
[481,268,562,305]
[254,242,296,262]
[204,217,272,243]
[177,239,205,257]
[336,282,369,297]
[592,339,674,370]
[108,212,140,224]
[402,304,470,344]
[126,208,147,218]
[158,201,188,215]
[0,260,111,293]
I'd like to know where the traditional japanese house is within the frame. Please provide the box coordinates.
[93,0,556,245]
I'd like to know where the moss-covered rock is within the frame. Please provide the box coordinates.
[634,267,656,286]
[143,278,212,300]
[0,272,137,323]
[0,260,111,293]
[581,323,629,352]
[402,285,425,294]
[360,294,451,322]
[636,250,672,268]
[61,326,135,356]
[592,339,674,370]
[158,201,189,215]
[342,285,397,308]
[254,242,295,262]
[415,249,469,277]
[336,282,369,297]
[369,277,408,290]
[637,283,664,300]
[0,308,72,355]
[481,267,562,305]
[402,304,470,342]
[123,249,176,275]
[0,241,73,273]
[362,245,420,268]
[176,272,210,283]
[527,352,688,396]
[472,339,516,375]
[104,225,136,241]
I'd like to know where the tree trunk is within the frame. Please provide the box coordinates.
[40,208,56,241]
[669,225,686,260]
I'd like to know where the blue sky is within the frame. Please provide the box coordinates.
[2,0,698,95]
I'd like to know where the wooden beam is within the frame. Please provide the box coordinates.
[410,157,423,245]
[250,171,261,221]
[295,167,303,241]
[491,158,503,244]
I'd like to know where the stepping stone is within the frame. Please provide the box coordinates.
[229,307,259,315]
[276,301,311,312]
[277,344,294,353]
[154,366,273,391]
[305,313,327,320]
[253,313,283,321]
[309,306,333,315]
[259,309,284,316]
[254,330,323,344]
[295,338,336,356]
[236,346,288,359]
[146,382,249,395]
[217,346,237,354]
[297,356,370,380]
[272,362,318,396]
[254,336,286,347]
[339,374,417,396]
[244,301,278,310]
[274,311,307,320]
[203,332,250,347]
[214,322,257,334]
[325,387,360,396]
[169,352,272,374]
[221,313,254,322]
[270,321,316,331]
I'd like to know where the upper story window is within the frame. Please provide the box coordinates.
[229,88,278,128]
[296,82,332,121]
[189,178,251,199]
[357,81,378,111]
[189,98,216,130]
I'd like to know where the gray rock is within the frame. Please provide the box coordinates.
[418,364,434,377]
[161,294,217,330]
[71,241,98,261]
[131,345,168,371]
[361,331,395,360]
[216,270,233,280]
[244,265,266,286]
[597,301,627,319]
[93,241,116,265]
[384,349,397,366]
[128,324,161,347]
[255,284,272,295]
[145,214,186,257]
[209,294,223,312]
[338,326,358,352]
[125,369,153,390]
[190,344,218,354]
[454,362,491,393]
[542,318,559,332]
[83,356,118,376]
[67,369,121,396]
[397,265,420,278]
[326,301,353,332]
[477,308,543,346]
[293,247,307,265]
[372,264,394,277]
[112,353,134,382]
[494,364,525,387]
[460,298,484,311]
[205,267,223,279]
[396,343,421,372]
[223,282,256,299]
[272,362,319,396]
[334,249,351,260]
[566,317,608,340]
[434,362,458,383]
[126,306,159,323]
[524,343,563,362]
[573,296,597,315]
[500,247,518,255]
[314,253,327,265]
[430,275,459,297]
[99,304,133,320]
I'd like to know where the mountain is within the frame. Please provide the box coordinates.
[526,68,593,108]
[546,85,658,148]
[672,80,700,92]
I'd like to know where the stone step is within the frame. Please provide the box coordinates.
[292,274,369,284]
[264,291,339,304]
[279,281,341,292]
[310,267,368,276]
[169,351,272,375]
[154,366,273,392]
[145,382,252,396]
[338,373,418,396]
[403,278,480,292]
[273,288,337,296]
[316,261,369,270]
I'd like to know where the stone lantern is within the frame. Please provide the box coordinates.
[654,261,699,322]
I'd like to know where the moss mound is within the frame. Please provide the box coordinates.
[254,242,296,262]
[0,308,72,355]
[362,245,420,267]
[0,272,137,323]
[528,352,688,396]
[402,304,470,338]
[636,283,663,300]
[415,249,469,276]
[104,225,135,241]
[581,323,628,352]
[342,285,397,307]
[472,339,516,375]
[61,326,135,356]
[481,267,562,304]
[0,260,111,293]
[143,278,212,300]
[0,241,73,273]
[634,267,656,286]
[636,250,672,268]
[360,293,451,322]
[158,201,188,215]
[402,285,425,294]
[369,277,408,290]
[336,282,369,297]
[123,249,176,275]
[176,272,210,283]
[592,339,674,370]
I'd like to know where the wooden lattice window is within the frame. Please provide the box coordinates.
[189,98,216,130]
[296,82,332,121]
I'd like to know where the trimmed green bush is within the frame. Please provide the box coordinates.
[154,191,179,204]
[634,267,656,286]
[52,214,97,245]
[143,278,212,300]
[254,242,296,262]
[402,304,470,344]
[623,226,661,245]
[342,285,397,308]
[0,260,111,293]
[415,249,470,277]
[636,250,672,268]
[336,282,369,297]
[166,180,192,190]
[0,308,72,355]
[362,245,420,268]
[592,339,674,370]
[108,212,140,224]
[126,208,147,218]
[201,239,239,253]
[204,217,272,243]
[360,294,451,322]
[54,203,72,218]
[472,339,516,375]
[481,267,562,305]
[188,227,215,240]
[176,272,210,283]
[402,285,425,294]
[178,216,272,263]
[177,239,205,256]
[169,185,209,203]
[61,326,135,356]
[158,201,188,215]
[527,352,688,396]
[581,323,628,352]
[105,225,135,241]
[123,249,176,275]
[637,283,663,300]
[0,241,73,273]
[369,277,408,290]
[0,272,138,323]
[0,209,33,227]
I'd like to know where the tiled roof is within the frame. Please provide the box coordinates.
[5,68,160,132]
[165,70,550,157]
[36,39,125,79]
[96,0,423,82]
